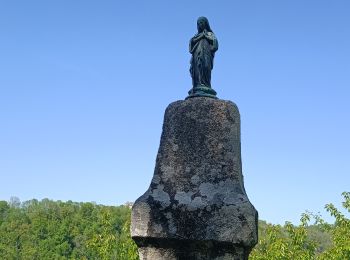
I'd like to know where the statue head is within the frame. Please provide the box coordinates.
[197,16,212,33]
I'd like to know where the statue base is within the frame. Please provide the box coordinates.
[186,85,217,99]
[131,98,258,260]
[136,241,250,260]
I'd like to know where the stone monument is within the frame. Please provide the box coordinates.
[131,17,258,260]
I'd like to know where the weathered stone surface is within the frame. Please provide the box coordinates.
[131,97,258,259]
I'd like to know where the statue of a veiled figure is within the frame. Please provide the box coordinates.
[188,17,218,99]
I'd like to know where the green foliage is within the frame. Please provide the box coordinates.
[318,192,350,260]
[0,199,138,260]
[251,192,350,260]
[250,215,317,260]
[0,193,348,259]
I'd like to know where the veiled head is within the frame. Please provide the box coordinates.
[197,17,212,33]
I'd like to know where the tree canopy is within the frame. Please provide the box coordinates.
[0,198,137,260]
[0,192,348,259]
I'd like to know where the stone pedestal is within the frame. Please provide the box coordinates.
[131,97,258,260]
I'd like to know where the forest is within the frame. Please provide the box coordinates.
[0,192,349,259]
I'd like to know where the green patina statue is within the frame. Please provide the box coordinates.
[187,17,218,99]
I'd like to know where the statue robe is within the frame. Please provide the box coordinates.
[189,32,218,89]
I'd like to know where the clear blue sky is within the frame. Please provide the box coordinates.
[0,1,349,224]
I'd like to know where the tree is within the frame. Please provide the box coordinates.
[250,214,316,260]
[250,192,350,260]
[318,192,350,260]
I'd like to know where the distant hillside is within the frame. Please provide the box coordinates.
[256,220,332,255]
[0,193,349,259]
[250,192,350,259]
[0,198,138,259]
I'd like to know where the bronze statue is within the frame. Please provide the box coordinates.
[187,17,218,99]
